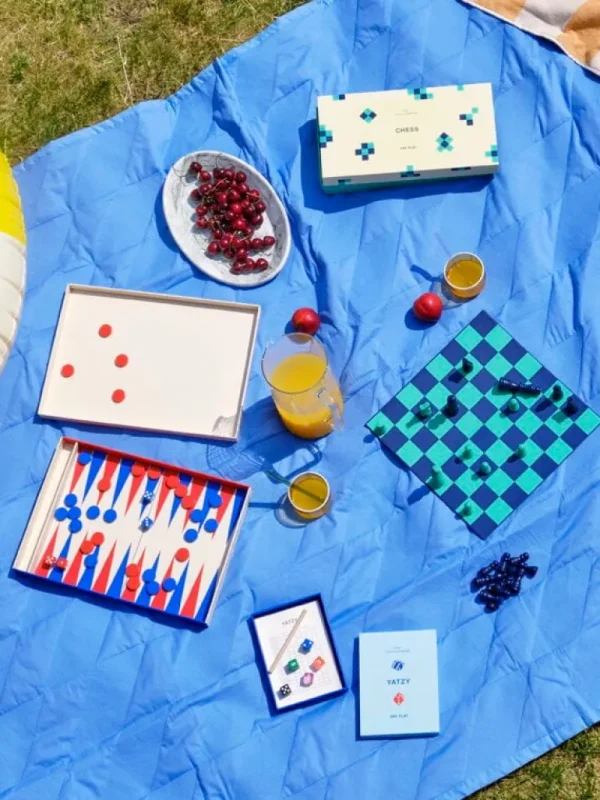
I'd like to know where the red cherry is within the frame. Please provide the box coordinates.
[240,199,251,210]
[235,171,247,183]
[196,218,209,229]
[263,235,276,247]
[213,167,224,178]
[292,307,320,335]
[230,236,242,249]
[224,210,235,222]
[231,263,243,274]
[233,218,247,231]
[246,257,256,270]
[207,242,221,255]
[251,238,263,250]
[228,202,242,215]
[224,248,236,259]
[255,201,267,213]
[251,214,264,227]
[220,233,233,248]
[413,292,443,322]
[196,205,208,217]
[255,258,269,271]
[190,188,201,201]
[213,229,223,240]
[190,161,202,174]
[199,183,212,196]
[215,192,227,205]
[236,247,248,261]
[237,183,249,196]
[243,207,255,220]
[227,189,240,202]
[223,168,235,181]
[200,170,211,182]
[248,189,260,200]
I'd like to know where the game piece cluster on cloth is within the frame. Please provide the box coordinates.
[472,552,538,612]
[13,438,251,624]
[367,312,600,539]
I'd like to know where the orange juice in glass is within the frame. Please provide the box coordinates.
[262,334,343,439]
[444,252,485,299]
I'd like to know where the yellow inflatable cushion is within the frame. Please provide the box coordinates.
[0,151,26,373]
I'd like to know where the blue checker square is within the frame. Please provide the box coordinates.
[142,568,156,582]
[531,366,555,391]
[381,396,407,424]
[64,494,78,508]
[533,397,557,422]
[472,484,497,510]
[412,427,438,452]
[441,369,467,392]
[411,368,438,394]
[69,520,82,534]
[532,426,558,449]
[67,507,81,520]
[503,367,523,384]
[442,456,468,481]
[440,483,467,512]
[86,505,100,520]
[470,513,496,539]
[472,426,496,451]
[103,509,117,524]
[440,340,467,365]
[503,455,528,479]
[381,426,408,453]
[204,518,219,533]
[412,455,434,482]
[471,340,496,365]
[561,424,587,449]
[532,453,557,479]
[502,484,528,508]
[501,426,527,449]
[54,508,68,522]
[472,397,496,422]
[471,369,496,394]
[500,339,527,364]
[470,312,496,337]
[441,426,467,451]
[190,509,203,523]
[184,529,198,543]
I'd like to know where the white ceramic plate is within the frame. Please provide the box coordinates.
[163,151,291,288]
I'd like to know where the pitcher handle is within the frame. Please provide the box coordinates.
[316,388,344,432]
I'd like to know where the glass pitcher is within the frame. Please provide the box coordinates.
[262,333,343,439]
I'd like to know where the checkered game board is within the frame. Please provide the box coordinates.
[367,311,600,539]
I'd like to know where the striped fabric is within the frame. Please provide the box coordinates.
[0,152,26,374]
[461,0,600,76]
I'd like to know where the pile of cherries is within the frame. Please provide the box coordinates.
[189,161,276,274]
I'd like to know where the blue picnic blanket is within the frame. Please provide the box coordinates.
[3,0,600,797]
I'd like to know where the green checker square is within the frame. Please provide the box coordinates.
[426,411,453,438]
[515,409,544,437]
[484,325,512,351]
[426,354,454,381]
[425,439,453,466]
[516,468,543,493]
[397,410,423,439]
[396,383,423,409]
[368,412,393,436]
[515,352,542,380]
[456,411,481,437]
[486,468,513,496]
[456,469,483,497]
[486,411,512,438]
[486,438,513,467]
[546,437,572,465]
[458,499,485,523]
[485,353,513,380]
[521,439,543,468]
[576,408,600,435]
[455,325,483,351]
[425,382,451,409]
[486,497,512,525]
[488,386,510,410]
[397,439,424,466]
[456,382,483,409]
[546,409,571,436]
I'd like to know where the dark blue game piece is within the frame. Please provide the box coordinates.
[564,396,578,415]
[54,508,68,522]
[279,684,292,697]
[84,554,98,569]
[204,519,218,533]
[86,505,100,520]
[140,517,153,531]
[462,356,473,373]
[524,565,538,579]
[184,528,198,543]
[162,578,177,592]
[552,384,564,402]
[145,581,160,596]
[142,490,154,504]
[300,638,314,653]
[498,378,541,396]
[142,568,155,582]
[69,520,82,534]
[64,493,77,508]
[208,494,223,509]
[190,509,203,523]
[485,600,500,612]
[103,509,117,524]
[78,452,92,466]
[517,552,529,563]
[444,394,459,417]
[67,507,81,520]
[472,575,488,589]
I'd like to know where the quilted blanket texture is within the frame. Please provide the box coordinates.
[3,0,600,798]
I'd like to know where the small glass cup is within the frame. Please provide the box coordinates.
[444,252,485,299]
[287,472,331,520]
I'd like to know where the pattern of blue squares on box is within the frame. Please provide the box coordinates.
[355,142,375,161]
[459,107,479,126]
[451,167,472,172]
[485,144,499,163]
[437,132,454,152]
[366,311,600,540]
[319,124,333,149]
[400,165,421,179]
[409,87,434,100]
[337,178,352,185]
[360,108,377,123]
[333,94,346,100]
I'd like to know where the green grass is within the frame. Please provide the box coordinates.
[1,1,599,797]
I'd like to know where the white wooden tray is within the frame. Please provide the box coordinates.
[38,285,260,440]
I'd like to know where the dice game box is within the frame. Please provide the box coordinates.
[317,83,498,192]
[358,630,440,738]
[251,595,346,714]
